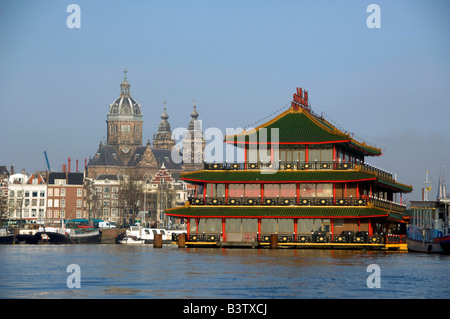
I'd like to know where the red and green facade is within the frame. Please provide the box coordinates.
[166,88,412,248]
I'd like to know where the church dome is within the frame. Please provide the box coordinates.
[107,70,143,120]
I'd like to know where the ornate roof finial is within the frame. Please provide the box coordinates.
[123,68,128,81]
[191,99,198,119]
[161,101,169,120]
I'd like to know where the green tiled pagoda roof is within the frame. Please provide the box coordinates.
[166,206,389,218]
[224,109,382,156]
[181,169,413,193]
[182,170,377,183]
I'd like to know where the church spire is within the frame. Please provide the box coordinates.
[120,68,130,97]
[188,99,200,131]
[157,101,171,134]
[152,101,175,150]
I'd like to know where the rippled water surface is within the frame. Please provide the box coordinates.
[1,245,449,299]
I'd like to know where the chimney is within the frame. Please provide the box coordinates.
[68,157,71,173]
[76,159,79,173]
[62,164,66,173]
[10,165,14,175]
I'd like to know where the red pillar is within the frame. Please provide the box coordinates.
[222,218,226,242]
[332,145,336,166]
[187,218,190,238]
[203,182,206,202]
[333,182,336,204]
[260,183,264,204]
[294,219,298,240]
[305,145,309,163]
[225,183,229,202]
[356,182,360,198]
[258,218,261,241]
[244,146,247,170]
[331,219,334,236]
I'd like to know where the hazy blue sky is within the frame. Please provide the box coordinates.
[0,0,449,202]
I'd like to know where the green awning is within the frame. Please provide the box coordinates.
[181,170,377,183]
[166,206,389,218]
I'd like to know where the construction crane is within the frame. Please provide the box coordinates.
[44,151,51,171]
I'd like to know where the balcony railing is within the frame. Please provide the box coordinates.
[181,232,404,245]
[204,161,395,182]
[188,195,406,213]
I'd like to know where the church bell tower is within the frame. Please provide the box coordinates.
[106,70,143,159]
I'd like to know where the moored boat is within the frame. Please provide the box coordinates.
[118,225,186,244]
[118,235,145,244]
[15,228,40,244]
[36,219,102,244]
[407,199,450,254]
[0,228,14,244]
[407,171,450,254]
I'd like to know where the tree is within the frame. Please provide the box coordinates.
[119,173,144,226]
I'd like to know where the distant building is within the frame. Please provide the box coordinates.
[88,174,122,224]
[153,102,176,150]
[46,172,86,226]
[182,101,206,173]
[86,71,183,181]
[7,172,47,226]
[143,163,188,227]
[0,166,10,223]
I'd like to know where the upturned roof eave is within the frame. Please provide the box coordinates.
[224,108,382,156]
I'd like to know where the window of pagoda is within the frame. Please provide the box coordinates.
[307,146,333,163]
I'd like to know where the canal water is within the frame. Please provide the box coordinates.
[0,245,449,299]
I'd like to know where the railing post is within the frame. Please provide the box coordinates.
[178,233,186,248]
[270,234,278,249]
[154,233,162,248]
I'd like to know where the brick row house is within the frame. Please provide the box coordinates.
[46,172,86,226]
[4,171,86,227]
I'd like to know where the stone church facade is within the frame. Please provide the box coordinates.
[86,71,204,181]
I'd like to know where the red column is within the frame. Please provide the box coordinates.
[296,183,300,204]
[203,182,206,202]
[222,218,226,242]
[332,145,336,165]
[225,183,229,203]
[333,182,336,204]
[294,219,298,241]
[305,145,309,163]
[331,219,334,236]
[187,218,190,238]
[258,218,261,241]
[244,146,247,170]
[261,183,264,204]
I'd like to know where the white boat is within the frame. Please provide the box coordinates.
[119,226,186,244]
[118,236,145,244]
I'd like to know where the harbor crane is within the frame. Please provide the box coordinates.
[44,151,51,171]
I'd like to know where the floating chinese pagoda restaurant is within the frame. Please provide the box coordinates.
[166,88,412,250]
